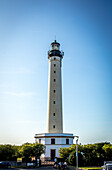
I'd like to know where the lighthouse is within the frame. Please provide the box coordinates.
[35,40,74,161]
[47,40,64,133]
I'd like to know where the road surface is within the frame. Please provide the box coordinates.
[0,167,54,170]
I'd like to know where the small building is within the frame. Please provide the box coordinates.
[35,133,74,160]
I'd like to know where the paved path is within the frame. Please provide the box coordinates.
[21,168,54,170]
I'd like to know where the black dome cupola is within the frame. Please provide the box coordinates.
[48,40,64,59]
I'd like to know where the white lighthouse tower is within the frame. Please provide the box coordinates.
[47,40,63,133]
[35,40,74,161]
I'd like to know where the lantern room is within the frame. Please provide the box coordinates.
[48,40,64,59]
[51,40,60,51]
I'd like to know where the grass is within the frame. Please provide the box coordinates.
[78,167,102,169]
[11,166,37,169]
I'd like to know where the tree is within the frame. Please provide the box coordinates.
[58,144,84,166]
[32,143,45,166]
[21,143,33,165]
[58,143,112,166]
[83,144,96,166]
[58,147,70,160]
[68,144,83,166]
[103,144,112,160]
[68,150,76,165]
[0,144,18,161]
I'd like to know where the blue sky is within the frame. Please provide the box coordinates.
[0,0,112,145]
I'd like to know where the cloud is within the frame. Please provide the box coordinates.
[3,91,36,97]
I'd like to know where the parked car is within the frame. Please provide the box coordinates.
[104,164,112,170]
[104,161,112,165]
[0,162,11,169]
[102,161,112,170]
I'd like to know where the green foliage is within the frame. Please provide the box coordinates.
[0,143,45,162]
[0,144,18,161]
[32,143,45,159]
[20,143,45,165]
[68,151,76,165]
[58,147,70,159]
[21,143,33,163]
[58,142,112,166]
[102,144,112,160]
[0,141,112,166]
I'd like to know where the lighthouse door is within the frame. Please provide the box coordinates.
[51,149,55,161]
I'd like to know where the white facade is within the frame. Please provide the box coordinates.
[35,133,74,160]
[47,56,63,133]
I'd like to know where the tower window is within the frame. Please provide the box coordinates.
[53,125,55,128]
[51,139,55,144]
[54,90,56,93]
[54,71,56,73]
[53,101,55,104]
[54,64,56,67]
[53,113,55,116]
[54,79,56,82]
[66,139,69,144]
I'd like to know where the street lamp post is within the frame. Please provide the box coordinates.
[74,136,79,170]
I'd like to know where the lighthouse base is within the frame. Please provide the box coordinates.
[34,133,74,161]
